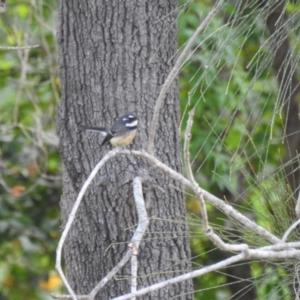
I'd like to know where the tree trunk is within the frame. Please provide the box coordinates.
[57,1,193,299]
[265,1,300,201]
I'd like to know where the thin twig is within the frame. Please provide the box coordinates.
[111,254,245,300]
[130,177,148,299]
[183,108,209,233]
[0,44,40,50]
[89,177,149,299]
[295,191,300,217]
[110,244,300,300]
[88,251,132,299]
[282,218,300,242]
[147,0,224,154]
[183,107,196,183]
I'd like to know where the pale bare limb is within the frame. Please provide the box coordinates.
[53,147,300,300]
[89,177,148,299]
[53,241,300,300]
[130,253,138,300]
[183,107,196,183]
[110,247,300,300]
[121,149,281,244]
[56,147,281,245]
[183,108,210,230]
[0,44,40,50]
[88,251,132,299]
[295,191,300,217]
[147,0,224,154]
[282,218,300,242]
[53,175,149,300]
[183,115,250,256]
[130,178,147,299]
[111,254,245,300]
[258,241,300,251]
[51,295,89,300]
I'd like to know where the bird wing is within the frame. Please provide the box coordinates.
[100,131,113,146]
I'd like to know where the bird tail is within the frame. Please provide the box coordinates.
[81,126,108,136]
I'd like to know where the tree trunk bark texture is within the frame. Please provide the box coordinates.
[57,1,193,299]
[266,1,300,199]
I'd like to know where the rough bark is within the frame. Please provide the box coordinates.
[57,1,193,299]
[265,1,300,200]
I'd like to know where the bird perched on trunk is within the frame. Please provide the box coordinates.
[81,113,138,147]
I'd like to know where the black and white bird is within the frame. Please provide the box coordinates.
[81,113,138,147]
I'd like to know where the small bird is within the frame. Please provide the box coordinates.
[81,113,138,147]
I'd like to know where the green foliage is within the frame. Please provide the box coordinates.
[0,0,61,299]
[1,0,300,299]
[179,0,300,299]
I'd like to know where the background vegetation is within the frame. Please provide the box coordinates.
[0,0,299,299]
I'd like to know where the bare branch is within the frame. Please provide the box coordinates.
[282,218,300,242]
[295,191,300,217]
[51,295,90,300]
[147,0,224,154]
[183,107,196,183]
[130,250,138,299]
[110,246,300,300]
[89,177,149,299]
[183,108,210,233]
[53,148,300,300]
[0,44,40,50]
[193,193,250,258]
[120,150,281,244]
[88,251,132,299]
[111,254,245,300]
[54,175,149,300]
[130,177,148,298]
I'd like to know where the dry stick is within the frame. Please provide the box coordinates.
[53,174,149,300]
[55,148,122,300]
[110,240,300,300]
[121,150,281,244]
[183,108,196,183]
[130,255,138,300]
[183,109,249,255]
[111,253,245,300]
[295,191,300,217]
[282,218,300,242]
[54,148,300,300]
[130,177,148,299]
[51,296,88,300]
[89,177,149,299]
[0,44,40,50]
[88,252,132,299]
[147,0,224,154]
[183,107,209,229]
[258,241,300,251]
[111,247,300,300]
